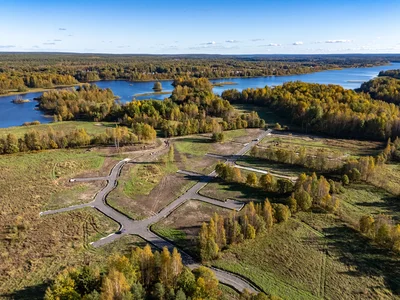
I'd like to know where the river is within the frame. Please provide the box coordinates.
[1,62,400,128]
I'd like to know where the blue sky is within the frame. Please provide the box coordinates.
[1,0,399,54]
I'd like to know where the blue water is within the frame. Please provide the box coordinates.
[1,62,400,128]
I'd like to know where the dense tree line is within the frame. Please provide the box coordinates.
[357,77,400,104]
[293,173,340,212]
[215,162,294,194]
[45,246,212,300]
[0,54,393,94]
[379,69,400,79]
[0,125,155,155]
[38,78,265,137]
[45,245,269,300]
[359,215,400,253]
[250,145,344,171]
[222,82,400,140]
[0,72,78,94]
[38,84,116,121]
[199,201,289,261]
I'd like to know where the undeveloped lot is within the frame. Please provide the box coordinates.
[260,132,383,158]
[152,200,232,257]
[0,149,121,298]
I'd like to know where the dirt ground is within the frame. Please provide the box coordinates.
[153,200,232,256]
[108,171,196,219]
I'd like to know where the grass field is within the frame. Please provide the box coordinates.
[0,148,122,298]
[233,104,298,130]
[172,129,262,157]
[339,184,400,222]
[214,212,399,300]
[259,133,383,158]
[0,121,116,138]
[107,153,198,219]
[198,179,275,203]
[152,200,232,258]
[237,156,308,177]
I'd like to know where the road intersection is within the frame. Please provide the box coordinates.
[40,130,273,293]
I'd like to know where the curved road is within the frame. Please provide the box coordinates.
[40,131,272,293]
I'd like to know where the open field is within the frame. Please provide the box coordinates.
[339,184,400,222]
[260,132,384,158]
[214,213,399,300]
[152,200,232,258]
[173,128,263,157]
[0,121,117,138]
[107,157,197,219]
[107,129,264,220]
[233,104,300,130]
[199,178,275,203]
[370,162,400,195]
[237,156,308,177]
[0,149,126,297]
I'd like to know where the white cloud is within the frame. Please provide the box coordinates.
[53,39,62,42]
[0,45,16,49]
[325,39,352,43]
[59,28,67,31]
[225,40,239,43]
[251,39,264,42]
[292,41,303,45]
[267,43,281,47]
[43,42,56,45]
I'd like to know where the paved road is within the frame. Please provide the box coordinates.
[39,132,273,293]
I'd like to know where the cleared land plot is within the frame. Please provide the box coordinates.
[199,179,274,203]
[214,212,398,300]
[260,133,383,158]
[1,208,119,299]
[152,200,232,258]
[0,149,124,297]
[340,184,400,222]
[233,104,298,130]
[172,129,263,158]
[296,212,399,300]
[107,160,197,219]
[236,156,308,177]
[370,162,400,196]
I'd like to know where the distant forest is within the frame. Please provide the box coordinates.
[0,53,398,94]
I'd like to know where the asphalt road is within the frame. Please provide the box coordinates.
[40,131,273,293]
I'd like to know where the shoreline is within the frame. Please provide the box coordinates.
[0,83,85,98]
[0,62,391,99]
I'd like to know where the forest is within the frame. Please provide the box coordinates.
[0,53,394,94]
[222,81,400,140]
[44,245,268,300]
[357,76,400,104]
[379,69,400,79]
[36,78,265,138]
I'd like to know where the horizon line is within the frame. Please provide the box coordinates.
[1,51,400,56]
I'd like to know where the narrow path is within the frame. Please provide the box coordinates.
[40,131,272,293]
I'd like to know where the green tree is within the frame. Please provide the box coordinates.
[273,204,291,223]
[295,186,312,211]
[342,174,349,185]
[4,134,19,154]
[153,81,163,91]
[259,174,275,192]
[246,173,258,186]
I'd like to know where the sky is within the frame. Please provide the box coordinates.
[1,0,400,54]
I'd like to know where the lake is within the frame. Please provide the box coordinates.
[1,62,400,128]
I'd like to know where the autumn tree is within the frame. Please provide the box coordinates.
[246,172,258,186]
